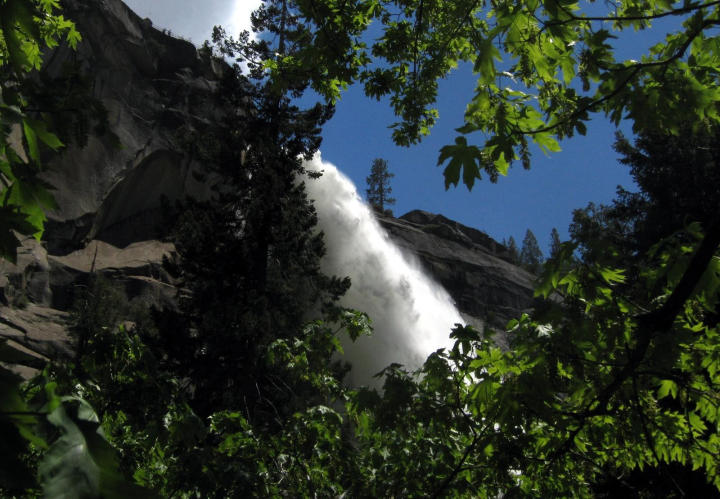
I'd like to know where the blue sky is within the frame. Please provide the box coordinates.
[318,68,634,254]
[122,0,673,256]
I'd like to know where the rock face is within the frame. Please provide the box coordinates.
[0,0,535,365]
[379,211,535,329]
[41,0,222,253]
[1,0,221,365]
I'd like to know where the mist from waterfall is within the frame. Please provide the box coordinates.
[303,154,464,387]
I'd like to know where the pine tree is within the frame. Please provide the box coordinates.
[366,158,396,214]
[571,125,720,266]
[506,236,520,264]
[520,229,543,273]
[549,227,562,259]
[158,0,349,419]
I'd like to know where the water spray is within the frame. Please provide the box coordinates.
[303,154,464,387]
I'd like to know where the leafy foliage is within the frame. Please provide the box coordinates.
[0,347,41,494]
[0,349,151,496]
[16,227,718,497]
[38,395,153,498]
[291,0,720,188]
[56,274,371,496]
[572,124,720,266]
[340,220,720,496]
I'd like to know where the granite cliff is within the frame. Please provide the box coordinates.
[0,0,535,367]
[380,211,535,330]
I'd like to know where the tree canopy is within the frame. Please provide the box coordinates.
[289,0,720,188]
[283,0,720,493]
[154,0,356,421]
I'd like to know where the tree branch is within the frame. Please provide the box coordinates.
[513,16,720,138]
[429,433,481,499]
[548,0,720,24]
[517,65,642,136]
[551,217,720,459]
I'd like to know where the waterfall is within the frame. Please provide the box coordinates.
[303,154,464,387]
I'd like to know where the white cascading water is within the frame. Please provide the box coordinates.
[303,154,464,387]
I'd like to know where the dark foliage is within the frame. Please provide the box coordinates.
[564,123,720,496]
[520,229,543,273]
[153,3,349,420]
[571,124,720,264]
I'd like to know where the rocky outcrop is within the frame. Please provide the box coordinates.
[1,0,223,366]
[0,0,536,366]
[0,305,72,362]
[379,211,535,329]
[0,236,175,372]
[41,0,223,254]
[47,239,176,310]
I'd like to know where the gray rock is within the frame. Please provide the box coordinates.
[400,210,515,261]
[0,304,73,361]
[41,0,219,253]
[48,239,176,310]
[379,213,536,329]
[1,0,218,363]
[0,238,53,307]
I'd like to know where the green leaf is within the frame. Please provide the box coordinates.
[560,55,576,85]
[471,379,499,404]
[598,267,625,285]
[574,433,587,452]
[0,365,46,489]
[6,0,41,42]
[688,412,706,433]
[437,136,484,190]
[474,36,501,84]
[2,176,58,240]
[534,132,562,154]
[0,10,28,71]
[341,309,373,341]
[657,379,678,399]
[22,119,40,163]
[494,151,509,176]
[39,399,156,499]
[26,118,64,151]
